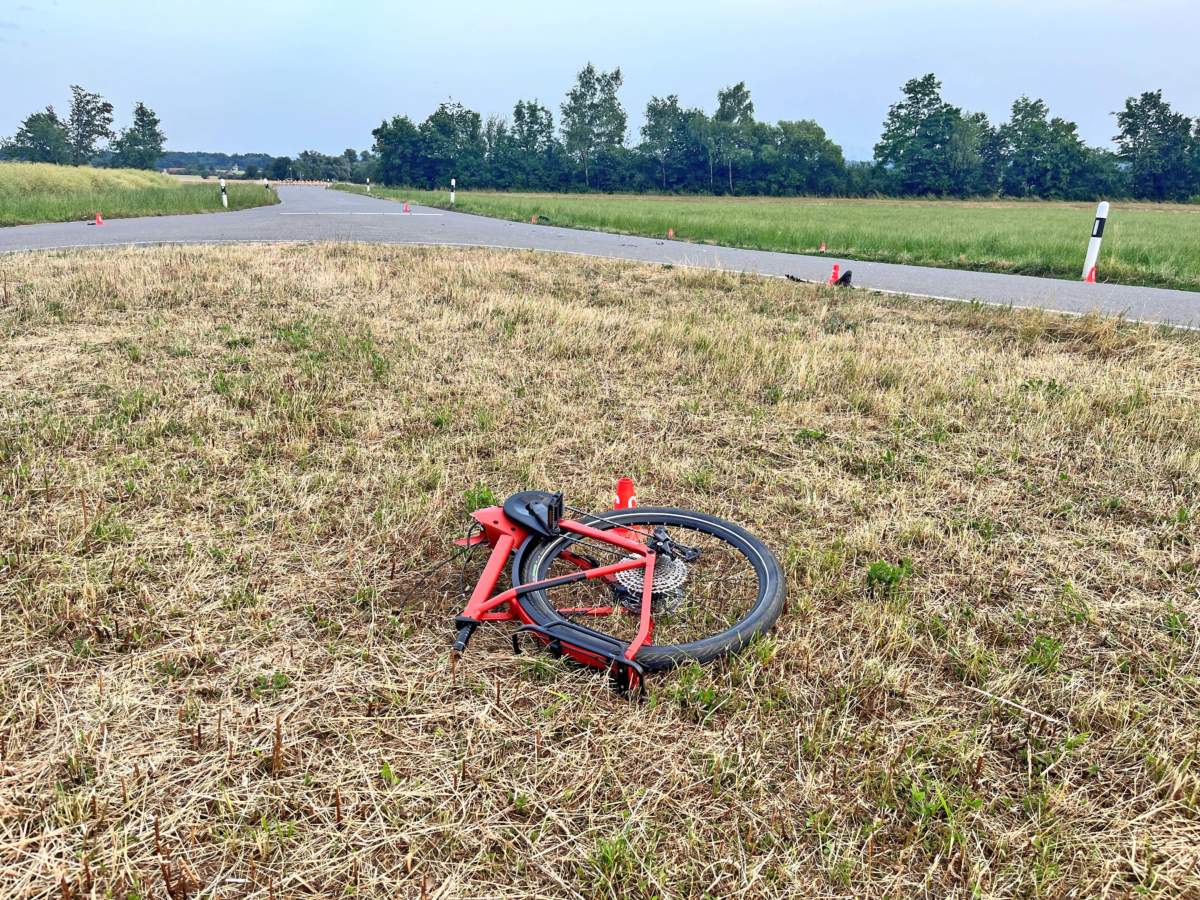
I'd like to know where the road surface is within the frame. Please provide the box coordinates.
[1,185,1196,326]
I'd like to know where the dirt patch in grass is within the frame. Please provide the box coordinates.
[1,244,1198,897]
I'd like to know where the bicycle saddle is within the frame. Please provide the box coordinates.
[503,490,564,537]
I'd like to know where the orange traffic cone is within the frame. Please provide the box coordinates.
[402,201,410,213]
[827,264,840,285]
[614,477,637,510]
[667,227,675,239]
[818,241,827,254]
[530,214,538,224]
[94,212,104,226]
[612,476,637,540]
[1084,266,1096,283]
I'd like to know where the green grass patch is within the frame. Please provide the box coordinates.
[332,183,1200,292]
[1,162,278,226]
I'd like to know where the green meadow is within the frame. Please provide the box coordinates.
[335,185,1200,292]
[0,162,278,226]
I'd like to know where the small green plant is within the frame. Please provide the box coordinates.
[588,831,637,892]
[251,671,292,699]
[276,320,313,351]
[666,661,730,724]
[1020,377,1068,400]
[380,760,400,786]
[464,482,499,510]
[866,558,912,596]
[1161,603,1190,641]
[794,427,827,442]
[1026,634,1064,673]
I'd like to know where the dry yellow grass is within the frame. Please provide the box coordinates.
[1,244,1198,898]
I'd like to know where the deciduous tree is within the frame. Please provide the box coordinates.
[1,106,71,163]
[1115,90,1197,201]
[560,63,626,188]
[110,101,166,169]
[66,85,114,165]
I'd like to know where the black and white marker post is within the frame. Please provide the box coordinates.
[1082,201,1108,283]
[450,177,456,206]
[366,177,371,194]
[220,177,228,209]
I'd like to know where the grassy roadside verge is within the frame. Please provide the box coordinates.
[2,243,1198,896]
[0,162,278,226]
[331,183,1200,292]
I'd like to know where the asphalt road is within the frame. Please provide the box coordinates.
[2,185,1196,326]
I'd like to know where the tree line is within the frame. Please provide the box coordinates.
[370,67,1200,202]
[5,73,1199,202]
[1,86,166,170]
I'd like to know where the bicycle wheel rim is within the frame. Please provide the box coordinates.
[512,507,784,671]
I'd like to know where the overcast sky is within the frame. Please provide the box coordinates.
[2,0,1197,160]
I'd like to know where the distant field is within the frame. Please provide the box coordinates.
[333,184,1200,292]
[3,244,1198,896]
[0,162,278,226]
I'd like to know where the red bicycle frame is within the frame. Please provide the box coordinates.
[453,494,657,672]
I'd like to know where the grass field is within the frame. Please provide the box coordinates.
[0,162,278,226]
[2,244,1199,897]
[333,184,1200,292]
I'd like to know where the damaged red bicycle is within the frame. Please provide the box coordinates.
[451,479,786,693]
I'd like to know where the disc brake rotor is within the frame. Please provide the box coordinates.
[614,555,688,614]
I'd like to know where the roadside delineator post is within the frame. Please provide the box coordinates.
[366,177,371,194]
[667,227,674,239]
[827,264,840,285]
[220,177,228,209]
[450,177,456,206]
[1082,201,1109,283]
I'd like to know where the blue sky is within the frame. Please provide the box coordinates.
[1,0,1197,160]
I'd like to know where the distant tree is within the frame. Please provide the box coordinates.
[66,85,115,164]
[944,111,996,196]
[560,63,626,188]
[244,163,261,180]
[417,101,484,188]
[686,111,719,190]
[1076,146,1128,199]
[1115,90,1197,201]
[641,95,688,190]
[995,97,1090,198]
[1,106,71,163]
[110,101,166,169]
[482,114,511,186]
[764,119,846,194]
[510,99,560,188]
[714,82,755,192]
[267,156,292,180]
[372,115,421,185]
[291,150,352,181]
[874,74,963,195]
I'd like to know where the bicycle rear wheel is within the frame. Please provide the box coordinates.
[511,507,785,672]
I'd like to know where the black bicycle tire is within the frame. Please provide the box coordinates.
[511,507,786,672]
